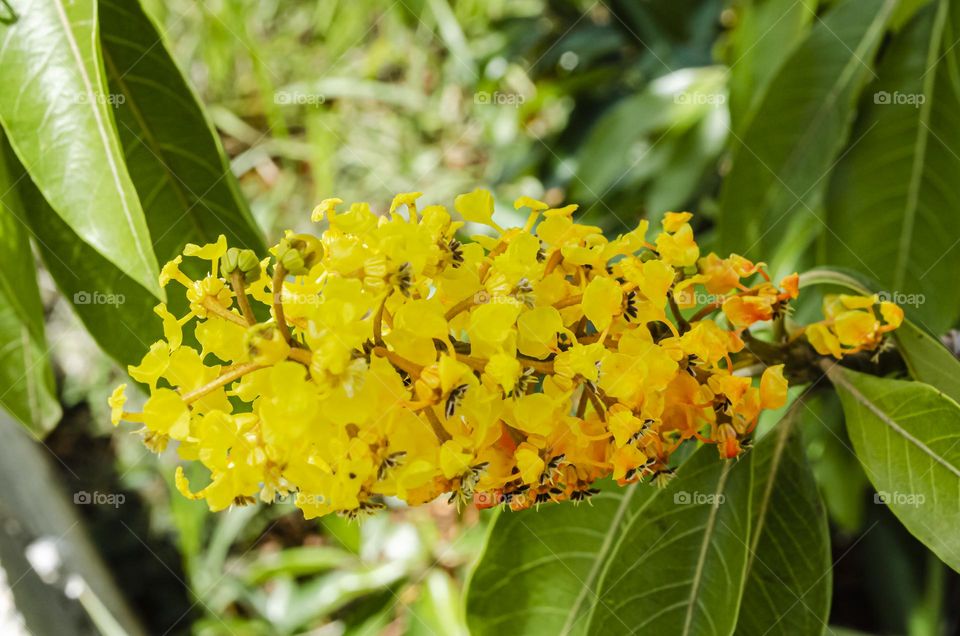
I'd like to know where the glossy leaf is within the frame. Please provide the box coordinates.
[725,0,814,134]
[828,366,960,572]
[0,134,61,435]
[586,447,753,636]
[824,0,960,333]
[465,483,652,636]
[718,0,895,256]
[0,0,160,296]
[895,320,960,403]
[466,444,754,636]
[98,0,266,264]
[3,143,162,368]
[736,403,831,635]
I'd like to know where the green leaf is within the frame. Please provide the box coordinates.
[894,321,960,403]
[725,0,815,134]
[736,403,831,635]
[571,66,727,204]
[98,0,266,263]
[586,448,753,636]
[0,134,61,435]
[824,0,960,334]
[826,366,960,572]
[718,0,896,256]
[2,142,162,368]
[804,388,870,533]
[465,483,653,636]
[407,570,469,636]
[0,0,160,297]
[466,444,754,636]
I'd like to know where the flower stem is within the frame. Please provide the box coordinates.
[181,362,264,404]
[202,298,248,327]
[272,263,294,345]
[230,270,256,325]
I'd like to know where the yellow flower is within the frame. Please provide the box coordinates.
[311,197,343,222]
[108,384,127,426]
[760,365,788,410]
[655,223,699,267]
[128,341,171,390]
[582,277,623,331]
[143,388,190,440]
[114,190,868,518]
[455,189,499,228]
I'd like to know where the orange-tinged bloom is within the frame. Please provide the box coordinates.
[112,191,875,520]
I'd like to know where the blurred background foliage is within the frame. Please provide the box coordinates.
[2,0,955,633]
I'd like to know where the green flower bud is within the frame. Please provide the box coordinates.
[276,234,324,275]
[222,248,263,283]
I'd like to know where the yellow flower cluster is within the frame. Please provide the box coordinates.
[805,293,903,358]
[110,191,813,519]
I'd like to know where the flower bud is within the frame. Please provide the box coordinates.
[276,234,324,275]
[221,247,263,283]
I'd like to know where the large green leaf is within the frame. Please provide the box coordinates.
[717,0,895,256]
[465,483,653,636]
[466,444,755,636]
[827,366,960,572]
[0,134,60,435]
[586,447,753,635]
[570,66,727,205]
[824,0,960,334]
[0,0,160,297]
[98,0,265,262]
[894,321,960,403]
[3,142,161,368]
[725,0,814,134]
[736,403,831,635]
